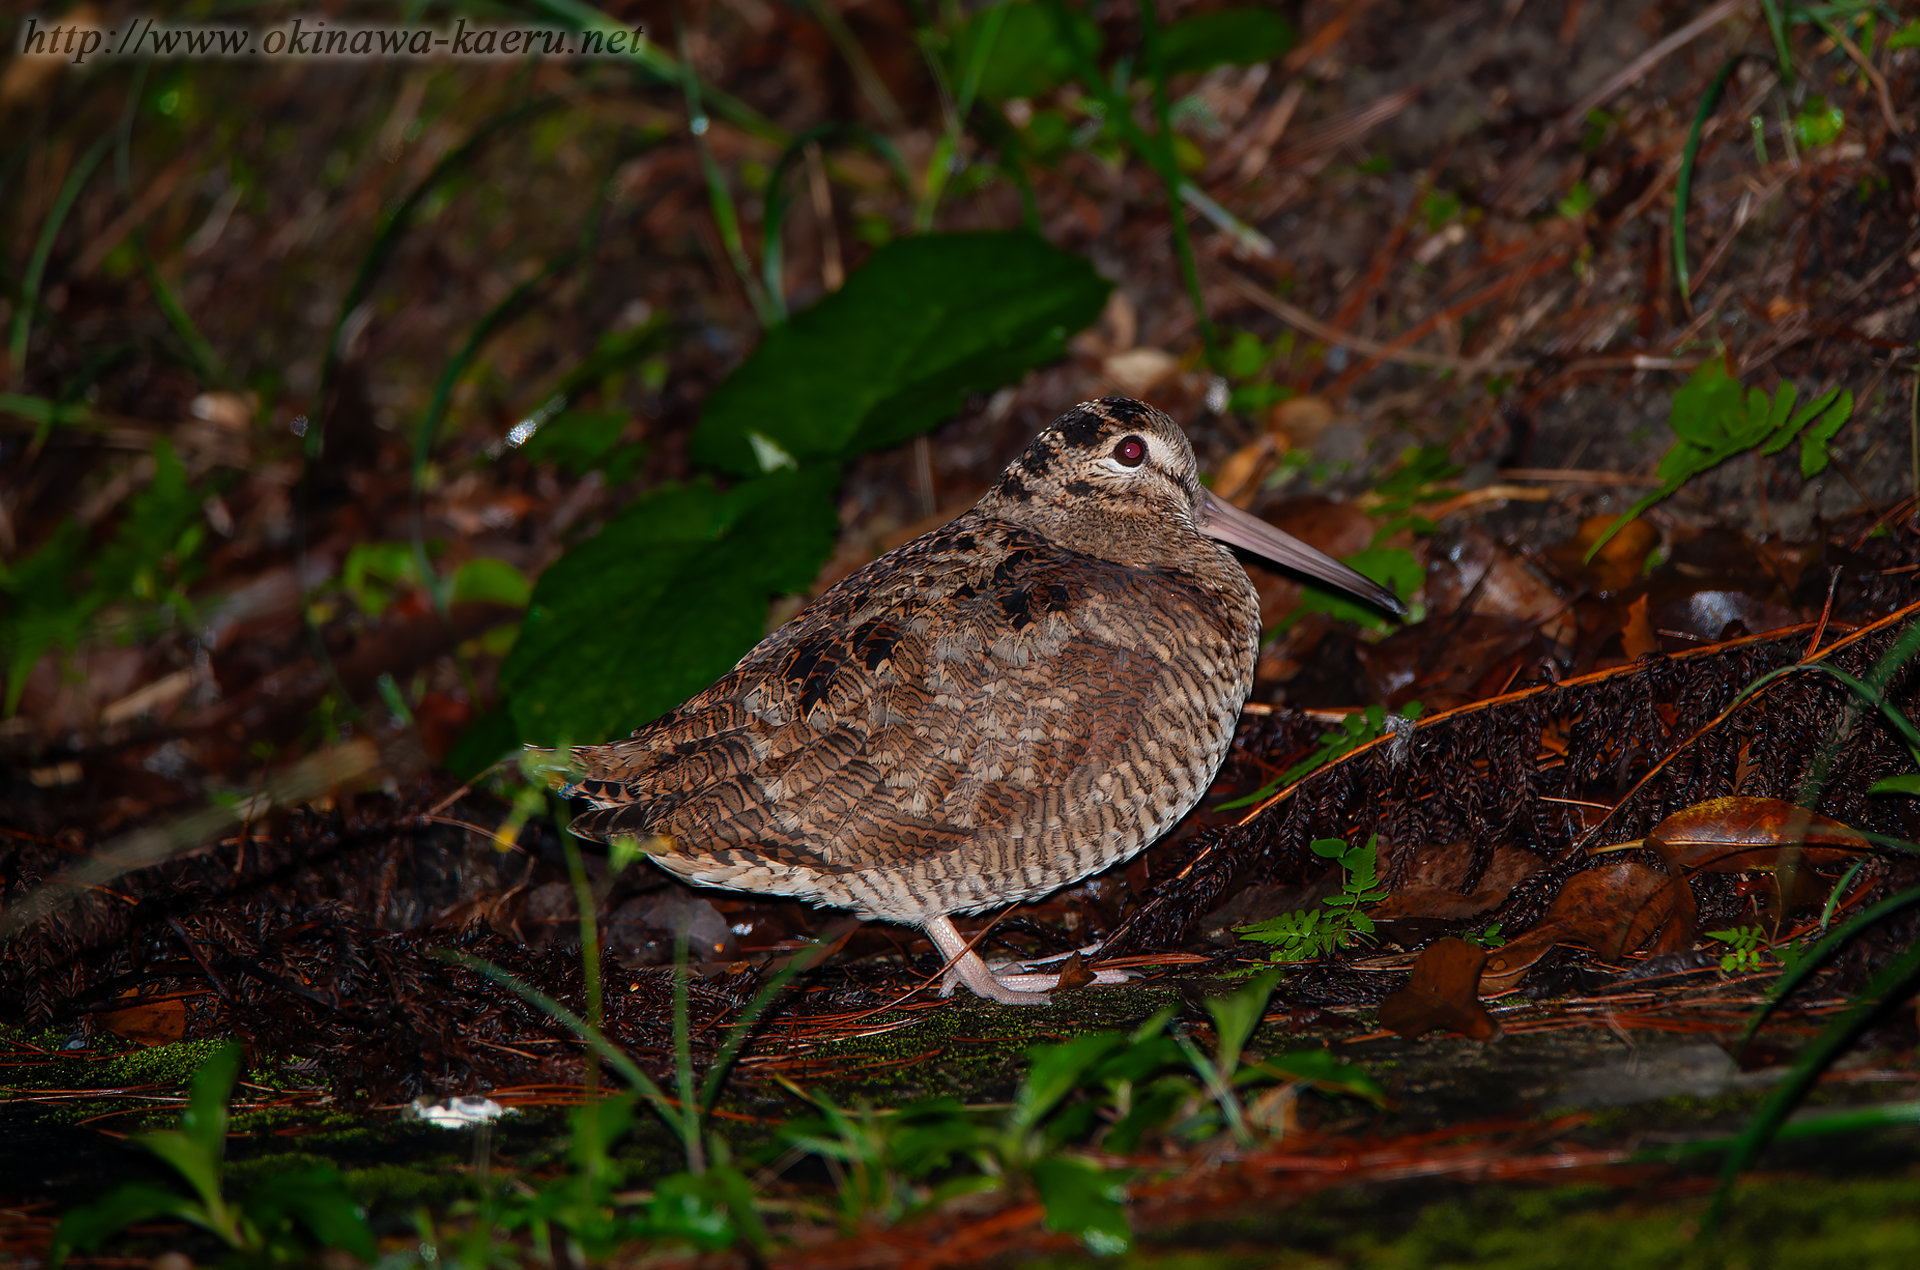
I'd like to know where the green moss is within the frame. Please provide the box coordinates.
[1027,1174,1920,1268]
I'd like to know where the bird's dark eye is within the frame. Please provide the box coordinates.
[1113,436,1147,467]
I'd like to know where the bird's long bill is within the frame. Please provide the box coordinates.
[1198,489,1408,617]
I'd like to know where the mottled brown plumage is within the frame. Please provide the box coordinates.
[553,398,1399,1003]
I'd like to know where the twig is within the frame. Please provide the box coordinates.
[1217,270,1528,373]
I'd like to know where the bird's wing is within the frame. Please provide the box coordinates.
[566,514,1244,904]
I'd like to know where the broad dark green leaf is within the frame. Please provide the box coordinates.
[1088,1036,1186,1087]
[500,466,839,745]
[690,232,1109,475]
[952,2,1102,102]
[1031,1156,1131,1255]
[1248,1048,1388,1105]
[1158,9,1297,76]
[446,707,519,780]
[243,1167,376,1259]
[1014,1032,1130,1129]
[642,1170,743,1252]
[517,408,632,476]
[51,1183,208,1263]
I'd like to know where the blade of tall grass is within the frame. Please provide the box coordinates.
[1709,936,1920,1229]
[10,134,112,390]
[1758,0,1795,87]
[675,12,777,328]
[440,920,841,1169]
[1135,0,1221,371]
[133,234,223,386]
[311,96,563,460]
[1725,652,1920,760]
[1042,0,1225,373]
[523,0,786,144]
[1635,1099,1920,1163]
[561,824,608,1104]
[800,0,905,129]
[1710,612,1920,1226]
[915,2,1007,231]
[696,920,852,1113]
[409,253,577,608]
[761,125,909,319]
[1673,54,1755,311]
[671,930,705,1173]
[1733,883,1920,1057]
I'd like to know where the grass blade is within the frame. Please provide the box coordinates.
[1758,0,1794,87]
[311,96,563,459]
[436,949,687,1152]
[10,134,111,390]
[1710,937,1920,1228]
[1733,883,1920,1056]
[675,15,776,328]
[1636,1099,1920,1163]
[1673,54,1751,310]
[672,930,705,1173]
[133,233,223,386]
[524,0,785,144]
[697,922,849,1113]
[761,125,909,316]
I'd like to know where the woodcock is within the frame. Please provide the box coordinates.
[551,398,1403,1004]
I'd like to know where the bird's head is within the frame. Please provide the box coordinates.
[979,397,1405,616]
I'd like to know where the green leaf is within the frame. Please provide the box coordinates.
[1031,1157,1131,1255]
[886,1099,983,1177]
[181,1041,240,1166]
[1102,1079,1193,1154]
[242,1167,376,1259]
[1663,359,1750,461]
[446,707,518,781]
[1157,9,1296,76]
[952,2,1102,101]
[1015,1032,1130,1129]
[0,519,89,714]
[1556,179,1596,219]
[515,407,633,477]
[643,1170,742,1251]
[1203,970,1282,1077]
[500,467,839,745]
[51,1183,209,1264]
[1794,96,1845,148]
[1891,21,1920,50]
[1798,390,1853,478]
[452,557,532,608]
[1087,1035,1186,1087]
[1252,1048,1387,1105]
[690,232,1109,474]
[135,1131,226,1219]
[341,541,425,617]
[1870,774,1920,797]
[1587,363,1853,561]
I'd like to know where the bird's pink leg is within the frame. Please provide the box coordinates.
[920,916,1130,1005]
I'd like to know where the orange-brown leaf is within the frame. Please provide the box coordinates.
[1648,796,1870,872]
[1377,939,1499,1040]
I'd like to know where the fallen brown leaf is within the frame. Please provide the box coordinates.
[1378,938,1499,1040]
[1621,595,1659,659]
[1641,796,1871,872]
[97,993,189,1046]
